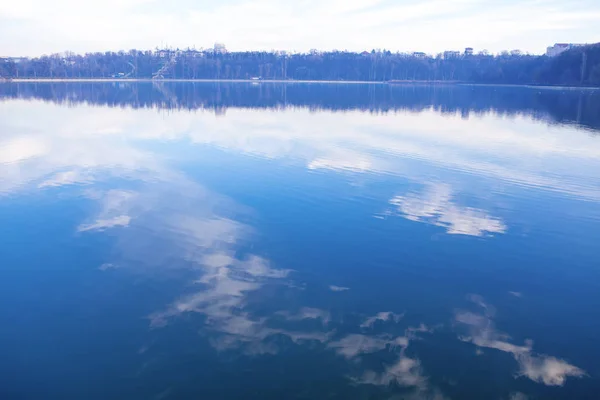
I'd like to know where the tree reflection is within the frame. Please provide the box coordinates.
[1,82,599,134]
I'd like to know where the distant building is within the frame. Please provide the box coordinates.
[1,57,28,63]
[443,51,461,59]
[464,47,474,56]
[546,43,585,57]
[412,52,427,58]
[184,49,202,58]
[214,43,227,54]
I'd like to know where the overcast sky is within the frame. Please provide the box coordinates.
[1,0,600,57]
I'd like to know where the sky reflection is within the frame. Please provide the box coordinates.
[1,83,599,399]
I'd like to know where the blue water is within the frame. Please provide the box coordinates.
[1,82,600,400]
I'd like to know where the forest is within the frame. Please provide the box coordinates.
[1,44,600,86]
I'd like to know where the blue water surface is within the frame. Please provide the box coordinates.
[1,82,600,400]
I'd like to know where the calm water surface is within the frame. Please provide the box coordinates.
[1,83,600,400]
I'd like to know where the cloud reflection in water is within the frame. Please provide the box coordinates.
[0,87,596,398]
[390,183,506,236]
[455,295,586,386]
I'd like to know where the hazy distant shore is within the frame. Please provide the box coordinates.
[2,78,599,90]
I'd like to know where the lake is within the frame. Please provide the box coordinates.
[1,82,600,400]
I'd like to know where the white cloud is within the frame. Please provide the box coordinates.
[3,101,600,205]
[359,355,425,387]
[390,184,506,236]
[0,102,155,195]
[328,334,409,359]
[352,325,449,398]
[455,295,586,387]
[38,170,93,188]
[308,151,373,172]
[361,311,404,328]
[517,354,586,386]
[277,307,331,325]
[98,263,120,271]
[23,127,303,355]
[2,0,600,56]
[138,189,318,353]
[335,323,448,397]
[329,285,350,292]
[0,137,46,164]
[242,255,291,278]
[77,189,137,232]
[78,215,131,232]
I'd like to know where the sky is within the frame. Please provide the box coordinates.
[1,0,600,57]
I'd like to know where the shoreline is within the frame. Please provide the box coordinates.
[2,78,388,85]
[1,78,599,90]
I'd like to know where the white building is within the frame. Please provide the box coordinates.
[546,43,585,57]
[214,43,227,54]
[443,51,461,59]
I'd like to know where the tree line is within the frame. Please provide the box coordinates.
[1,44,600,86]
